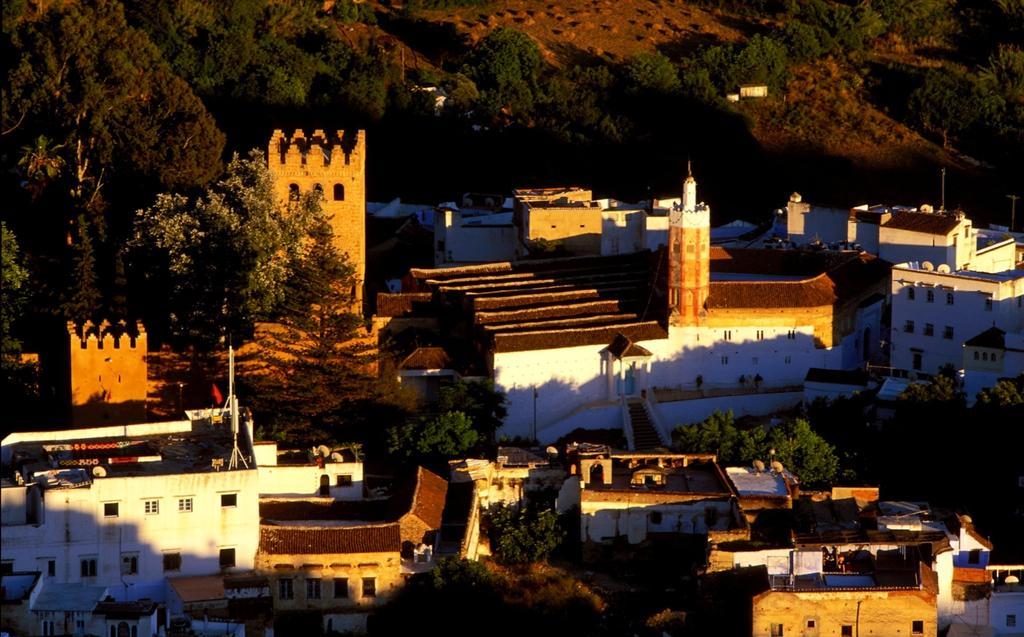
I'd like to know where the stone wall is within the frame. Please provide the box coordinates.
[68,320,148,426]
[752,588,937,637]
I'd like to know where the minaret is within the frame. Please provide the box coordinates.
[668,162,710,327]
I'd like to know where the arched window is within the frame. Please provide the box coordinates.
[589,463,604,484]
[117,622,130,637]
[288,184,300,201]
[313,183,324,198]
[333,184,345,201]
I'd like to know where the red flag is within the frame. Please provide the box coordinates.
[211,383,223,406]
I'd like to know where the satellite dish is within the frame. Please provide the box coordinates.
[545,446,559,457]
[937,264,951,273]
[920,204,934,213]
[316,445,331,458]
[330,452,345,463]
[961,514,973,524]
[921,261,934,271]
[753,459,766,473]
[771,461,784,474]
[1007,575,1020,585]
[92,466,107,478]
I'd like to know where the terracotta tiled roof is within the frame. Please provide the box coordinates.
[405,466,449,530]
[399,347,452,370]
[607,333,653,358]
[709,276,836,309]
[376,292,432,317]
[881,212,962,235]
[259,523,400,555]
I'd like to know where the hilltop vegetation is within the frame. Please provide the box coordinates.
[2,0,1022,362]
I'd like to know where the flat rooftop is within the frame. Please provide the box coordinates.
[726,467,790,497]
[894,262,1024,282]
[588,460,732,495]
[2,413,254,484]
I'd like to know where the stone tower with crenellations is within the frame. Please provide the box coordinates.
[267,129,366,303]
[67,319,148,426]
[668,163,711,327]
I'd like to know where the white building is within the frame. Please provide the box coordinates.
[784,195,1017,274]
[1,413,261,603]
[383,173,889,444]
[433,206,517,266]
[890,263,1024,375]
[254,441,364,499]
[962,327,1024,405]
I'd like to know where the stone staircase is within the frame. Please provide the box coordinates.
[627,399,664,450]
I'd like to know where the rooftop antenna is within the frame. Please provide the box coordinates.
[227,345,249,470]
[940,168,946,212]
[1008,194,1019,232]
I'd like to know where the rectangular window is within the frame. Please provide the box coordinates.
[784,356,792,364]
[103,502,119,518]
[912,620,924,634]
[163,553,181,573]
[985,298,993,311]
[362,577,376,597]
[178,497,193,513]
[221,493,237,508]
[47,560,56,577]
[771,624,784,637]
[842,626,853,637]
[1008,615,1017,628]
[904,320,915,333]
[907,287,915,300]
[219,548,235,568]
[924,323,934,336]
[927,290,934,303]
[943,326,954,340]
[336,475,353,487]
[279,578,294,600]
[80,558,97,578]
[144,500,159,515]
[721,356,728,365]
[752,357,759,365]
[0,561,13,575]
[806,620,815,628]
[913,352,922,370]
[120,553,138,576]
[334,578,349,599]
[756,330,764,340]
[649,511,662,524]
[946,293,954,305]
[787,330,796,340]
[306,578,321,600]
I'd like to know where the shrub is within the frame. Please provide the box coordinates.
[485,503,565,564]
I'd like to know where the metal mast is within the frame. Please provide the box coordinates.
[228,346,248,470]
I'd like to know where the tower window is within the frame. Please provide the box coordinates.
[907,287,915,300]
[288,184,300,201]
[313,183,324,198]
[333,184,345,201]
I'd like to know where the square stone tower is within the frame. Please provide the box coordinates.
[668,165,711,326]
[267,129,366,303]
[68,320,148,426]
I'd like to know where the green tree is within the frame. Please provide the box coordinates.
[625,51,681,94]
[464,28,542,121]
[980,45,1024,103]
[766,418,839,485]
[899,373,964,404]
[437,379,507,441]
[387,411,480,458]
[975,374,1024,408]
[909,68,997,148]
[874,0,954,44]
[1,223,29,358]
[672,410,766,465]
[62,215,102,323]
[779,21,831,62]
[485,503,565,565]
[240,214,375,444]
[130,150,313,346]
[5,2,223,209]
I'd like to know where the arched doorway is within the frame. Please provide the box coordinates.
[589,463,604,485]
[319,475,330,496]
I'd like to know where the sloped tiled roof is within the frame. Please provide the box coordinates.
[405,466,449,530]
[881,212,962,235]
[964,326,1005,349]
[607,333,653,358]
[399,347,452,370]
[259,523,400,555]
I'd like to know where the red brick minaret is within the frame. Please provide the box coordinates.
[668,162,710,326]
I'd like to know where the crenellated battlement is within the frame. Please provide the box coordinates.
[67,319,147,351]
[268,129,365,172]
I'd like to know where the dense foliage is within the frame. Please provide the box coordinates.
[672,410,839,485]
[484,503,565,565]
